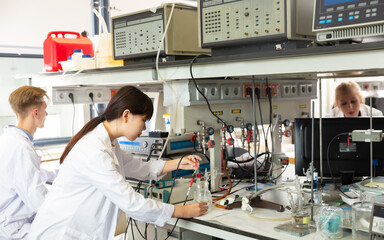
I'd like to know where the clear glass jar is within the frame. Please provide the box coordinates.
[352,201,373,240]
[317,206,343,239]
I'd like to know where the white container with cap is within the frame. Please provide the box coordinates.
[59,56,75,71]
[94,33,123,68]
[81,54,95,70]
[72,49,83,70]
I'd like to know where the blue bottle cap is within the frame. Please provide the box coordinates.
[82,54,91,58]
[73,49,83,53]
[67,56,72,60]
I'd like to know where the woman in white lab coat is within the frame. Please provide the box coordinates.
[326,81,383,117]
[29,86,208,240]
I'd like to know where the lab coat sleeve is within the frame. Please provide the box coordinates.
[39,167,58,183]
[13,147,48,212]
[118,148,166,181]
[86,150,174,226]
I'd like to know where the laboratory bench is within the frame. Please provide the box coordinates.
[165,182,356,240]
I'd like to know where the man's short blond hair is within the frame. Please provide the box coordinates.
[9,86,49,117]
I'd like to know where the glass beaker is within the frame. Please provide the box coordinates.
[352,201,373,240]
[317,206,344,239]
[292,209,310,229]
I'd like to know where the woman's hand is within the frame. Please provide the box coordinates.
[178,155,202,171]
[161,155,202,174]
[173,202,208,218]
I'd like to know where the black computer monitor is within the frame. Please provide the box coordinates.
[294,117,384,181]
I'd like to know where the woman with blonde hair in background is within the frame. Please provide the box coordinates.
[326,81,383,117]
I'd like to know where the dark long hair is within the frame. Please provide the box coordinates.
[60,86,153,164]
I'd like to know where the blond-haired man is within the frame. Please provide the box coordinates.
[0,86,56,239]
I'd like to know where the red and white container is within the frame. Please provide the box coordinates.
[43,31,94,72]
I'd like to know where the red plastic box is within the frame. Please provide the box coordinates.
[43,31,94,72]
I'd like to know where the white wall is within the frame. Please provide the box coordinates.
[0,0,93,54]
[110,0,183,17]
[0,0,94,138]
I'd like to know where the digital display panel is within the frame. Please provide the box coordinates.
[323,0,358,6]
[119,141,140,146]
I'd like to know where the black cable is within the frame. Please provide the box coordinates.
[125,181,143,240]
[326,132,349,179]
[265,78,273,147]
[167,154,192,203]
[229,177,242,189]
[131,219,135,240]
[68,93,75,136]
[164,153,198,240]
[271,162,289,181]
[124,218,132,240]
[227,152,270,164]
[145,223,148,240]
[89,92,100,116]
[124,145,157,240]
[227,184,253,196]
[256,90,269,153]
[190,54,227,126]
[246,90,261,159]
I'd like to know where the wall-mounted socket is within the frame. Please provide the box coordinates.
[290,84,297,96]
[307,84,314,94]
[54,89,75,104]
[197,84,220,100]
[243,84,261,97]
[263,84,280,97]
[282,85,291,97]
[298,83,314,96]
[86,89,105,102]
[221,84,242,99]
[299,84,307,96]
[51,87,111,104]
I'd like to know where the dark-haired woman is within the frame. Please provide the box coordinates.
[29,86,208,240]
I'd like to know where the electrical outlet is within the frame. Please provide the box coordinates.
[282,84,291,97]
[372,82,380,90]
[263,84,279,97]
[86,89,105,103]
[290,84,297,96]
[243,84,261,97]
[221,84,242,99]
[299,84,307,96]
[53,89,75,104]
[196,84,220,100]
[307,84,313,94]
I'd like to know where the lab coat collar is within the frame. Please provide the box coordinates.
[95,123,115,150]
[4,125,33,142]
[94,123,121,167]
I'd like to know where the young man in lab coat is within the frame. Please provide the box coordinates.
[0,86,56,239]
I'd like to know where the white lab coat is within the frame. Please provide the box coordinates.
[29,123,174,240]
[325,104,383,117]
[0,126,55,240]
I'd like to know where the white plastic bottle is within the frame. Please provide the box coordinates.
[193,173,212,210]
[194,174,203,203]
[95,33,123,68]
[81,54,95,70]
[72,49,83,70]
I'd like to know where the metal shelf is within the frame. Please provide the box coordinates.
[23,41,384,88]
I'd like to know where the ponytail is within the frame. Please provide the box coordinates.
[60,116,105,163]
